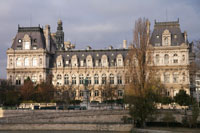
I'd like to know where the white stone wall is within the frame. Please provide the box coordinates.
[153,44,190,96]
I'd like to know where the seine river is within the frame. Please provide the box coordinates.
[0,131,126,133]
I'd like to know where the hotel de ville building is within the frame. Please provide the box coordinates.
[6,19,195,102]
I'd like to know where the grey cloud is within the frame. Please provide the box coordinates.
[0,0,199,78]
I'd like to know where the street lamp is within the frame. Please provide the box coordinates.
[82,78,90,109]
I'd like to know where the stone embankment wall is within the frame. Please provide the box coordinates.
[0,110,132,131]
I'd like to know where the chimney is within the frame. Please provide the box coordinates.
[184,31,187,43]
[44,25,51,51]
[123,40,127,49]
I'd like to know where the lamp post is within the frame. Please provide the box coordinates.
[83,78,90,109]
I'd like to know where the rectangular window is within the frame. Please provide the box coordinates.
[64,77,69,85]
[173,59,178,63]
[87,77,91,84]
[24,42,30,49]
[72,77,76,85]
[79,77,84,84]
[196,81,200,86]
[155,43,160,46]
[95,60,99,67]
[80,60,84,67]
[94,90,99,97]
[94,78,99,84]
[125,76,130,84]
[164,74,170,83]
[102,77,106,84]
[39,58,42,65]
[118,90,123,97]
[173,74,178,83]
[16,79,21,85]
[110,77,114,84]
[80,91,83,97]
[117,76,122,84]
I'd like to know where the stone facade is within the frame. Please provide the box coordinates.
[6,19,194,102]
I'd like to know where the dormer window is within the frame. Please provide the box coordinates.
[32,46,37,50]
[174,34,177,39]
[23,34,31,50]
[33,39,37,43]
[155,43,160,46]
[80,60,84,66]
[162,29,171,46]
[24,42,30,49]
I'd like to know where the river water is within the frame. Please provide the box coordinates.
[0,131,127,133]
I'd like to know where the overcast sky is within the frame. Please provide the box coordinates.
[0,0,200,79]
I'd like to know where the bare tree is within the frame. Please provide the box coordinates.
[20,77,35,101]
[100,84,119,109]
[125,18,163,127]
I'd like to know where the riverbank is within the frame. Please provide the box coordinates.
[0,110,132,131]
[0,123,132,132]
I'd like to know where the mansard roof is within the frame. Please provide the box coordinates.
[11,26,46,50]
[150,20,185,46]
[50,49,128,67]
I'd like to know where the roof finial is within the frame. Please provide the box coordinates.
[166,8,168,22]
[58,19,62,25]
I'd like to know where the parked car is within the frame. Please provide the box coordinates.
[67,105,87,110]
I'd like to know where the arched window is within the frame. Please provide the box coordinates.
[164,54,169,64]
[72,75,76,85]
[182,73,185,82]
[118,90,123,97]
[173,54,178,64]
[101,55,108,67]
[56,74,62,85]
[182,55,185,62]
[109,74,114,84]
[86,74,91,84]
[94,90,99,97]
[16,76,21,85]
[116,54,123,67]
[94,74,99,84]
[39,58,42,66]
[32,58,37,66]
[32,75,37,83]
[24,58,29,66]
[164,73,170,83]
[57,74,62,80]
[155,54,159,64]
[16,58,22,67]
[79,74,84,84]
[125,74,130,84]
[102,74,107,84]
[71,55,78,67]
[86,55,93,67]
[64,74,69,85]
[173,72,179,83]
[117,74,122,84]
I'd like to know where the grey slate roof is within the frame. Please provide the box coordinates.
[150,20,185,46]
[50,49,128,68]
[11,26,46,50]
